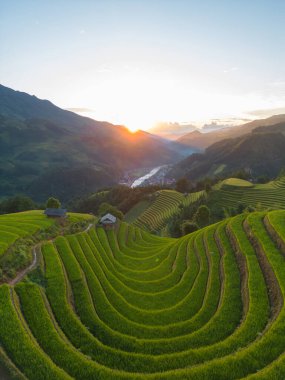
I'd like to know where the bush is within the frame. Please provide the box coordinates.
[181,221,199,235]
[98,202,124,220]
[0,196,36,214]
[46,197,61,209]
[194,205,210,227]
[175,178,190,193]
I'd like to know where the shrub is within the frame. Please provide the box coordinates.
[46,197,61,209]
[181,221,199,235]
[194,205,210,227]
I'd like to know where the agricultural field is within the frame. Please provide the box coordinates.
[0,211,55,257]
[0,210,94,284]
[0,210,93,257]
[128,189,205,232]
[1,211,285,378]
[209,175,285,210]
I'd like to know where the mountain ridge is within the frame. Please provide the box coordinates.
[177,114,285,150]
[0,84,188,202]
[171,122,285,181]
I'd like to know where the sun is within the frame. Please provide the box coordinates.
[90,69,163,132]
[123,113,155,133]
[126,124,139,133]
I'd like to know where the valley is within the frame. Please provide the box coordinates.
[2,84,285,378]
[120,165,174,188]
[0,85,186,202]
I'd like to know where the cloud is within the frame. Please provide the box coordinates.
[149,122,197,139]
[223,67,239,74]
[247,107,285,118]
[211,117,250,123]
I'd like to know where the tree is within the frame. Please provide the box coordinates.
[231,169,251,180]
[278,167,285,179]
[46,197,61,209]
[256,175,270,184]
[168,215,182,238]
[98,202,124,220]
[205,183,212,193]
[237,202,245,214]
[175,177,190,193]
[194,205,210,227]
[0,196,36,214]
[181,221,199,235]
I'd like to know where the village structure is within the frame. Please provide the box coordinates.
[44,208,67,218]
[98,213,117,229]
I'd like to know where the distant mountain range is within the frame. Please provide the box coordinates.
[177,114,285,150]
[171,120,285,181]
[0,85,191,202]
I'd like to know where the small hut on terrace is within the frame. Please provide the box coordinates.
[44,208,67,218]
[98,213,117,229]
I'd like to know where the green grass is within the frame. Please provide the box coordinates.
[1,211,285,378]
[220,177,254,187]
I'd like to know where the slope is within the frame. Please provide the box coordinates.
[208,175,285,210]
[172,124,285,181]
[125,189,205,232]
[178,114,285,150]
[0,85,185,201]
[1,211,285,378]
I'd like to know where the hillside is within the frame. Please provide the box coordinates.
[125,189,205,233]
[0,210,93,284]
[178,114,285,150]
[1,211,285,378]
[207,175,285,210]
[0,85,186,202]
[172,124,285,181]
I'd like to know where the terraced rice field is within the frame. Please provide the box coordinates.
[0,211,55,257]
[132,189,205,232]
[1,210,285,378]
[210,176,285,209]
[0,211,92,257]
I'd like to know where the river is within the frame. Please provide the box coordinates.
[131,166,163,188]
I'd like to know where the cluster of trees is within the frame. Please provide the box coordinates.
[98,202,123,220]
[168,201,211,238]
[0,196,37,214]
[175,177,213,194]
[167,198,269,238]
[0,196,61,215]
[73,185,162,217]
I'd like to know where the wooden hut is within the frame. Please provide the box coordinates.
[98,213,117,229]
[44,208,67,218]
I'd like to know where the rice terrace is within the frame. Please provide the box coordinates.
[0,207,285,378]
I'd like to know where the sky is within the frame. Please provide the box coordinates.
[1,0,285,132]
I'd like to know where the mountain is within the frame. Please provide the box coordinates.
[177,114,285,150]
[171,122,285,181]
[0,85,187,202]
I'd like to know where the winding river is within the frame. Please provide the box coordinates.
[131,166,163,188]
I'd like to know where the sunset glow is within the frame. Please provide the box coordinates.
[2,1,285,132]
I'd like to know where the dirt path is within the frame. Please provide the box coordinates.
[9,245,39,286]
[8,223,94,286]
